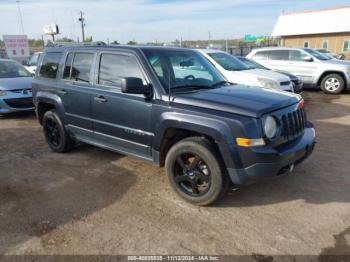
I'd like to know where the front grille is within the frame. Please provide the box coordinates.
[291,79,302,86]
[4,98,34,109]
[280,81,291,86]
[9,88,32,94]
[281,107,306,141]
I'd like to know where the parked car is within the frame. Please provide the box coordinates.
[198,49,294,92]
[316,49,345,60]
[247,47,350,94]
[24,52,43,74]
[237,56,303,94]
[0,59,34,114]
[33,45,315,206]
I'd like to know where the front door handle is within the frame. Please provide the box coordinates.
[58,89,68,96]
[94,96,108,103]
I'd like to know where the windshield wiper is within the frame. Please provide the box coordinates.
[211,81,232,88]
[171,84,215,91]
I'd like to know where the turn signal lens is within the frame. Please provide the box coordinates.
[236,138,265,147]
[299,99,305,109]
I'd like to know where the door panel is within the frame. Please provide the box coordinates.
[91,52,153,159]
[59,52,96,139]
[92,89,153,158]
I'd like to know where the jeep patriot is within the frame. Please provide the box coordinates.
[32,45,316,205]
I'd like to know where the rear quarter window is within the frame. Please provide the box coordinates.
[252,51,269,60]
[39,52,63,79]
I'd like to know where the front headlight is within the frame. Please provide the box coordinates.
[258,78,280,90]
[264,116,278,139]
[0,90,6,96]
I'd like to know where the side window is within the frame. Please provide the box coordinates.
[63,53,74,79]
[343,40,349,52]
[289,50,309,61]
[268,50,289,60]
[39,52,62,79]
[98,53,146,87]
[253,51,269,60]
[71,53,94,83]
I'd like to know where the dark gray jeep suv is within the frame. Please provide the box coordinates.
[32,45,316,205]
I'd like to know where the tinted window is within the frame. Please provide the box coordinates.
[143,49,225,93]
[98,54,146,87]
[39,52,62,79]
[289,50,310,61]
[268,50,289,60]
[252,51,269,60]
[63,53,74,79]
[208,52,250,71]
[70,53,94,83]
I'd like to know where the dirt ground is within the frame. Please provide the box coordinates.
[0,91,349,257]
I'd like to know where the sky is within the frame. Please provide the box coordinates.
[0,0,350,43]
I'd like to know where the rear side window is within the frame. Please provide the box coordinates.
[39,52,62,79]
[63,53,74,79]
[63,52,94,83]
[268,50,289,60]
[98,53,146,87]
[252,51,269,60]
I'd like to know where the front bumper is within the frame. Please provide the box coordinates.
[0,92,34,114]
[227,126,315,185]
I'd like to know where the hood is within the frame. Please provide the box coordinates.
[274,70,298,80]
[172,85,300,118]
[0,77,32,91]
[235,69,290,83]
[320,59,350,66]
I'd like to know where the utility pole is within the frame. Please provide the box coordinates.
[78,11,85,42]
[16,0,24,34]
[208,30,212,46]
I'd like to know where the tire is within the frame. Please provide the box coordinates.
[320,74,345,94]
[42,110,74,153]
[165,137,229,206]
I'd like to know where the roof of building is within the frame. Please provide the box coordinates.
[271,5,350,37]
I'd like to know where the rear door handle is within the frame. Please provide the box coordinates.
[58,89,68,96]
[94,96,108,103]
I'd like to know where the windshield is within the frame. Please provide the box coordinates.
[0,60,32,78]
[303,48,330,61]
[143,49,227,93]
[208,52,250,71]
[28,53,41,66]
[237,57,268,70]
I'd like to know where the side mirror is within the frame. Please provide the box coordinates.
[303,56,313,62]
[121,77,151,95]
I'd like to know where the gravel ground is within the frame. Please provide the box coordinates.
[0,91,349,257]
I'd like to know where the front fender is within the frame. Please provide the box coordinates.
[154,112,240,169]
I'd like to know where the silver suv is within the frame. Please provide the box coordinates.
[247,47,350,94]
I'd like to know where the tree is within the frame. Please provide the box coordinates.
[111,40,120,45]
[127,40,137,45]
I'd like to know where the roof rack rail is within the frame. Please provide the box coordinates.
[46,41,107,47]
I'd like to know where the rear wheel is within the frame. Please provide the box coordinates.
[42,110,74,153]
[320,74,345,94]
[165,137,228,206]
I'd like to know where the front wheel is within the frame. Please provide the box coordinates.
[165,137,228,206]
[320,74,345,94]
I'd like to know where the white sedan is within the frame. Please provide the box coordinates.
[197,49,294,92]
